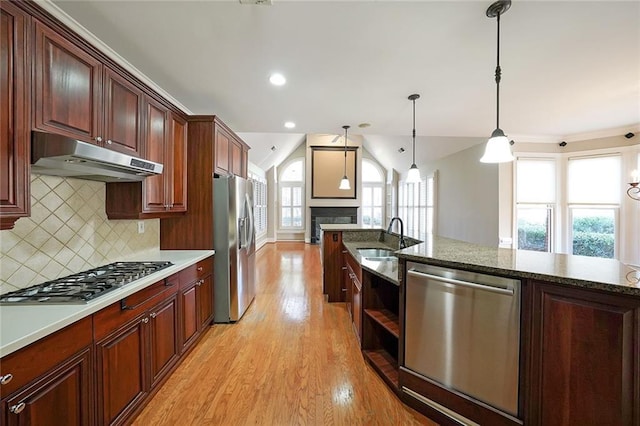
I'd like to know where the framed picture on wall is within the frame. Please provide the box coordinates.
[311,146,357,199]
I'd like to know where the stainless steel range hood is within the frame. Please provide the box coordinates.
[31,132,163,182]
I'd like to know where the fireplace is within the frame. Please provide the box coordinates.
[310,207,358,244]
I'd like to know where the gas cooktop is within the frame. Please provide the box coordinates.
[0,261,173,305]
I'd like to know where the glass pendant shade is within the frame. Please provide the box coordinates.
[406,164,421,183]
[480,128,514,163]
[339,176,351,190]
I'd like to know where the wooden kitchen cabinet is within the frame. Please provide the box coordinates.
[105,104,188,219]
[34,18,146,158]
[148,294,180,389]
[362,270,401,393]
[33,18,102,143]
[322,231,345,302]
[527,281,640,425]
[0,317,94,426]
[179,257,214,353]
[0,1,30,231]
[344,250,362,342]
[214,117,249,178]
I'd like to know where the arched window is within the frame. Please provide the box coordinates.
[279,159,304,229]
[361,159,385,228]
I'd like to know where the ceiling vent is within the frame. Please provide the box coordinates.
[239,0,272,5]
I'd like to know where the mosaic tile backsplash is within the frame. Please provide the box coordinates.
[0,175,160,295]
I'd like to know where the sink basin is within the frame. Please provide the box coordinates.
[357,248,396,258]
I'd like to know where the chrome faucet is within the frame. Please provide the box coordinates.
[387,217,407,249]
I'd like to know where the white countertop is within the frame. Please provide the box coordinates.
[0,250,214,358]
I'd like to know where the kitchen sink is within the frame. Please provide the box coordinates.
[357,248,396,258]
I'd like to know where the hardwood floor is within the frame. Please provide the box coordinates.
[132,242,434,425]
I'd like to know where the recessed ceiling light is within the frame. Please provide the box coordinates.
[269,73,286,86]
[284,121,295,129]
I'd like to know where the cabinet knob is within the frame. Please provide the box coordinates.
[142,317,149,324]
[197,266,203,272]
[9,402,25,414]
[150,312,157,319]
[0,373,13,385]
[106,139,113,145]
[94,136,103,142]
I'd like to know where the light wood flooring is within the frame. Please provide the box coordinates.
[132,242,435,425]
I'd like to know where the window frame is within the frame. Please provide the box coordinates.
[278,158,305,231]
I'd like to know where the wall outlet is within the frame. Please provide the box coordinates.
[137,221,145,234]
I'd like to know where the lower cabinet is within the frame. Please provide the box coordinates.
[179,258,214,353]
[148,295,180,389]
[527,281,640,425]
[0,318,94,426]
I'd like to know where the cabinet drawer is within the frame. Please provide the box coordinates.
[0,316,92,398]
[93,278,175,340]
[345,250,362,284]
[180,257,213,288]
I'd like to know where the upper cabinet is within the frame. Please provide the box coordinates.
[214,119,249,178]
[33,19,143,157]
[0,2,31,231]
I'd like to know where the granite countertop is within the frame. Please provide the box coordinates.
[396,235,640,296]
[0,250,215,358]
[320,224,384,231]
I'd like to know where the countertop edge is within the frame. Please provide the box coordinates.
[0,250,215,358]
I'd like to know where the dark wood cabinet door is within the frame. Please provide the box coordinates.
[96,316,148,425]
[529,282,640,425]
[142,96,168,213]
[3,348,93,426]
[214,126,230,175]
[103,68,142,157]
[180,283,198,352]
[149,294,179,388]
[0,2,30,230]
[167,113,187,213]
[230,140,242,176]
[33,19,102,142]
[198,274,214,330]
[322,231,345,302]
[352,277,362,342]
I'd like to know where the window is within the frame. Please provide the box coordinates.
[279,159,304,229]
[249,173,267,237]
[567,155,620,258]
[398,172,436,240]
[515,159,556,252]
[361,159,384,228]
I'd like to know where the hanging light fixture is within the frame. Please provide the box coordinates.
[480,0,515,163]
[406,94,421,183]
[338,125,351,190]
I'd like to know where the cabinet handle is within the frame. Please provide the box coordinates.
[197,266,203,272]
[150,312,157,319]
[341,267,347,270]
[106,139,113,145]
[0,373,13,385]
[342,250,348,254]
[142,317,149,324]
[93,136,103,142]
[197,279,203,286]
[9,402,25,414]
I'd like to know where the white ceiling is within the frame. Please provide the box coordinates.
[52,0,640,172]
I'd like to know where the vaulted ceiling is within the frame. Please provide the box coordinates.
[53,0,640,172]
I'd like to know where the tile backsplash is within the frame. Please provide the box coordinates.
[0,175,159,295]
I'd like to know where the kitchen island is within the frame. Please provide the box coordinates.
[320,226,640,426]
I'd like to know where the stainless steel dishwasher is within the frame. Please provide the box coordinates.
[404,262,521,417]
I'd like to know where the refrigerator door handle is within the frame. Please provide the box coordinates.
[245,193,254,249]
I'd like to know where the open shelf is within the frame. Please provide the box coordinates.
[363,349,399,391]
[364,308,399,338]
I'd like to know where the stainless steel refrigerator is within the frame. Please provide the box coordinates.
[213,175,256,322]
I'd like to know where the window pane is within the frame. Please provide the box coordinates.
[281,160,303,181]
[292,187,302,206]
[373,208,382,227]
[571,208,615,258]
[427,177,434,206]
[427,207,434,234]
[516,159,556,203]
[292,208,302,227]
[568,156,621,204]
[362,208,372,226]
[373,187,382,206]
[281,208,291,227]
[281,187,291,207]
[517,207,551,252]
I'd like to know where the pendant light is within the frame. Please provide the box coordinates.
[480,0,515,163]
[406,94,421,183]
[338,125,351,190]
